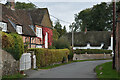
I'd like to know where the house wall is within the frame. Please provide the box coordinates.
[41,11,52,28]
[73,43,104,50]
[22,36,36,48]
[35,25,43,44]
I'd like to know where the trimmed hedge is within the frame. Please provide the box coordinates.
[28,48,70,68]
[2,32,24,60]
[74,49,112,54]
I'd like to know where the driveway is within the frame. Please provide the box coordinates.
[25,60,111,78]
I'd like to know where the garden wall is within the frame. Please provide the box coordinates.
[73,53,112,60]
[2,49,19,76]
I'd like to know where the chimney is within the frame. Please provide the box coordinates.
[7,0,15,10]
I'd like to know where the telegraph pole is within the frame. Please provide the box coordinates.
[72,24,74,50]
[113,0,116,69]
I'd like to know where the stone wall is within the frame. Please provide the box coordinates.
[73,54,112,60]
[2,50,19,76]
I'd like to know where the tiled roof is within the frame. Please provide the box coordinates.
[28,8,47,25]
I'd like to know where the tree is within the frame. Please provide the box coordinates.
[63,26,67,34]
[15,2,36,10]
[70,2,120,32]
[52,29,60,41]
[54,20,66,38]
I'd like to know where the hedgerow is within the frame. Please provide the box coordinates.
[74,49,112,54]
[28,48,70,68]
[2,32,24,60]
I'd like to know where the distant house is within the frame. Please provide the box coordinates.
[63,31,113,50]
[1,2,53,49]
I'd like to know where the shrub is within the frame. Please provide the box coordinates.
[74,49,112,54]
[2,32,24,60]
[68,49,74,61]
[28,48,70,68]
[54,37,70,49]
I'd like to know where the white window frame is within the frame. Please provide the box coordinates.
[16,25,22,34]
[0,22,7,32]
[36,27,42,38]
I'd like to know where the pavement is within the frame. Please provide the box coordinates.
[24,60,112,78]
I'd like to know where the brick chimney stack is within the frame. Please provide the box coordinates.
[7,0,15,10]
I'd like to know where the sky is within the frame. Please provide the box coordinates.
[0,0,112,32]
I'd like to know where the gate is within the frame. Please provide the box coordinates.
[20,53,36,71]
[20,53,31,71]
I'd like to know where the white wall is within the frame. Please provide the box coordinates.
[73,43,104,50]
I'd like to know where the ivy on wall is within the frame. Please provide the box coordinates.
[42,27,53,47]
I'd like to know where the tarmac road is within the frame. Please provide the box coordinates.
[25,60,111,78]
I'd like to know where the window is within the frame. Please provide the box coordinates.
[36,27,42,38]
[16,25,22,34]
[0,22,7,32]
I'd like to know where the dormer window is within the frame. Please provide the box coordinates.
[36,27,42,38]
[0,22,7,32]
[16,25,22,34]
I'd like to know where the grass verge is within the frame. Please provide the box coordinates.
[39,58,112,69]
[95,61,120,79]
[2,73,25,79]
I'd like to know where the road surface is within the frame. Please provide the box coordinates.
[25,60,111,78]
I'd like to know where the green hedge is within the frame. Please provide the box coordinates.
[74,49,112,54]
[2,32,24,60]
[28,48,70,68]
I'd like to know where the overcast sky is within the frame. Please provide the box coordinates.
[0,0,112,32]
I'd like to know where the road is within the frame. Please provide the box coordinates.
[25,60,111,78]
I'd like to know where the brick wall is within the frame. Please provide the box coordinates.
[73,54,112,60]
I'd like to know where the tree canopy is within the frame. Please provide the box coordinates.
[15,2,36,10]
[70,2,120,32]
[54,20,67,38]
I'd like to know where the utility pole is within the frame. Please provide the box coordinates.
[113,0,116,69]
[72,24,74,50]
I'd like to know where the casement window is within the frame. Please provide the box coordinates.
[16,25,22,34]
[36,27,42,38]
[0,22,7,32]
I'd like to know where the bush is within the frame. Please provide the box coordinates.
[28,48,70,68]
[2,32,24,60]
[54,37,70,49]
[74,49,112,54]
[68,49,74,61]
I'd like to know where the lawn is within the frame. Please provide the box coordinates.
[96,61,120,79]
[2,73,25,80]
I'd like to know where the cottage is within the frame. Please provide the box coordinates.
[63,31,113,50]
[1,1,53,49]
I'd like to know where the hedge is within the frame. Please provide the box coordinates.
[2,32,24,60]
[28,48,70,68]
[74,49,112,54]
